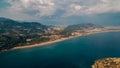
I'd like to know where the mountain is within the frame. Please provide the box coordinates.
[65,23,102,31]
[0,17,15,21]
[0,17,48,35]
[64,23,102,31]
[61,23,103,36]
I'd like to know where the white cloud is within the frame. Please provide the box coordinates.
[3,0,120,20]
[70,4,82,10]
[85,0,120,14]
[6,0,55,17]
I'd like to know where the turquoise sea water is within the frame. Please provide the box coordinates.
[0,32,120,68]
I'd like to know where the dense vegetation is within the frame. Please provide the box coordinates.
[0,17,49,51]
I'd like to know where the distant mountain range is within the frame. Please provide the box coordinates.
[64,23,102,31]
[62,23,103,36]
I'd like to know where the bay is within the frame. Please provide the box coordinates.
[0,32,120,68]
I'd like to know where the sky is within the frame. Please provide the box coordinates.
[0,0,120,26]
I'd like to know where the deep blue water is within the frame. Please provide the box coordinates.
[0,32,120,68]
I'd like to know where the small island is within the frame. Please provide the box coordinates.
[92,58,120,68]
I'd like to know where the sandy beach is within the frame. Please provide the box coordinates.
[12,34,82,50]
[10,29,120,51]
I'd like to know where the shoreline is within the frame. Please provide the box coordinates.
[11,29,120,50]
[11,34,82,50]
[1,29,120,52]
[92,58,120,68]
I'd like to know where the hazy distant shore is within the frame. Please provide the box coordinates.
[0,27,120,52]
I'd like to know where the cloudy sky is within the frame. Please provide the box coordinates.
[0,0,120,25]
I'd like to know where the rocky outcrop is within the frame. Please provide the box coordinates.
[92,58,120,68]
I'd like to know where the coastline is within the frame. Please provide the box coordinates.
[0,29,119,52]
[92,58,120,68]
[11,34,82,50]
[11,29,120,50]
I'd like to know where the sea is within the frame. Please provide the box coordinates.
[0,32,120,68]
